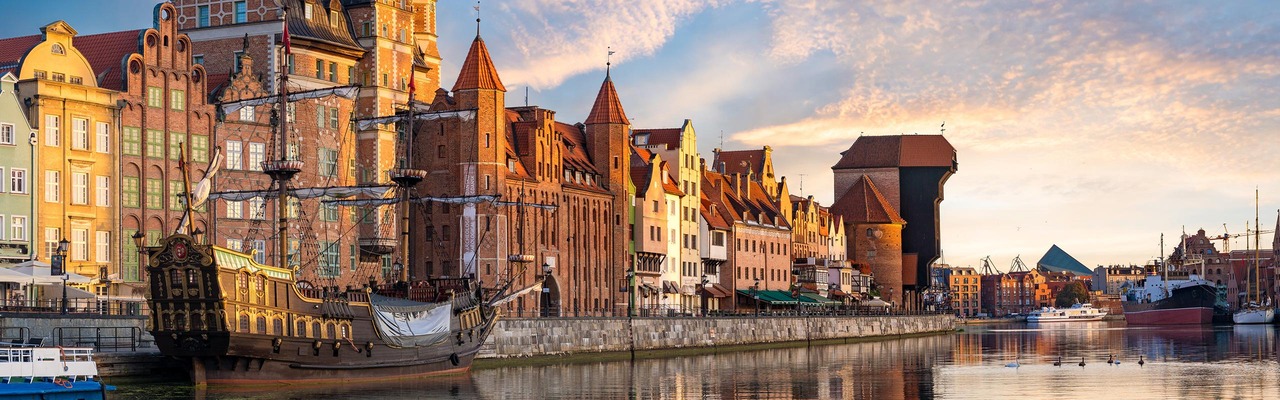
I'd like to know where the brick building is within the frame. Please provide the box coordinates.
[945,266,981,317]
[830,175,905,304]
[405,31,632,315]
[632,121,702,309]
[700,165,792,310]
[831,135,956,307]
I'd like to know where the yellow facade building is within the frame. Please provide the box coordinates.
[13,21,118,278]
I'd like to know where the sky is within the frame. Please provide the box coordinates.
[3,1,1279,273]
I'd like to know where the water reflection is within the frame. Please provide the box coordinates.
[113,322,1280,399]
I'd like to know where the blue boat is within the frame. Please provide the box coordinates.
[0,345,114,399]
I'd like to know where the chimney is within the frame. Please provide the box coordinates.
[733,173,742,197]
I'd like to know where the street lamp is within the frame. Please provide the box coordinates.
[700,275,710,317]
[542,263,552,317]
[55,238,69,314]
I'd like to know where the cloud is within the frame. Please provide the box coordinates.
[488,0,727,89]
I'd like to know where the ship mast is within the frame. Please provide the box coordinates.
[263,7,302,270]
[390,74,426,282]
[1255,189,1260,304]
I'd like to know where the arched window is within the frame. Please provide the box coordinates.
[51,43,65,55]
[312,322,322,338]
[239,314,250,332]
[296,320,307,337]
[174,313,187,331]
[256,316,267,334]
[273,318,284,335]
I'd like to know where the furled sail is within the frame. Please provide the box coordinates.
[321,194,500,207]
[219,86,359,115]
[368,293,452,348]
[354,109,477,131]
[207,185,394,201]
[490,281,543,307]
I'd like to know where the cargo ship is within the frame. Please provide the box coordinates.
[1121,274,1221,325]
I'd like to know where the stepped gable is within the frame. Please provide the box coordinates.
[452,36,505,92]
[830,174,905,224]
[832,135,955,169]
[584,74,627,125]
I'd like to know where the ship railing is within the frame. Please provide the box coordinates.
[52,327,143,353]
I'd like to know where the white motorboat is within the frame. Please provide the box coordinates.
[1027,303,1107,323]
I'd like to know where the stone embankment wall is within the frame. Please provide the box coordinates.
[0,314,149,344]
[479,314,954,359]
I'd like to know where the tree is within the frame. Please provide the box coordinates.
[1055,282,1090,308]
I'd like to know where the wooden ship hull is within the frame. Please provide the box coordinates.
[145,235,497,385]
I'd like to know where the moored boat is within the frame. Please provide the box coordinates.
[0,346,114,399]
[1026,303,1107,323]
[1122,274,1219,325]
[1233,305,1275,324]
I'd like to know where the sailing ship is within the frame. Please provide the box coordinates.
[1122,235,1223,325]
[1233,192,1274,324]
[142,8,532,385]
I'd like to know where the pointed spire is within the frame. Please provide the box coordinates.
[585,67,628,125]
[834,175,904,224]
[452,36,506,92]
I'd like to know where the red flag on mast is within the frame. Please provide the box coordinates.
[282,18,291,55]
[408,73,416,97]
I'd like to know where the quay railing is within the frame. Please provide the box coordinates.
[52,327,145,352]
[500,304,949,319]
[0,298,149,317]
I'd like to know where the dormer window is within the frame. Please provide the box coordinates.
[304,3,314,19]
[634,133,649,145]
[330,11,341,28]
[51,43,65,55]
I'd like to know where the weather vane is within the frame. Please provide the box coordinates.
[474,1,481,36]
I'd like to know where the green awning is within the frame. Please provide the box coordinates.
[799,293,841,306]
[736,289,799,305]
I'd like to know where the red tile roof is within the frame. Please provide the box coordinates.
[830,175,905,224]
[77,30,142,91]
[0,35,40,75]
[632,128,681,149]
[714,148,766,177]
[699,194,732,230]
[585,75,628,125]
[832,135,955,169]
[452,36,505,92]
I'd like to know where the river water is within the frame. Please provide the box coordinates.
[113,321,1280,399]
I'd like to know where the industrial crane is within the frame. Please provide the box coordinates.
[980,256,1001,275]
[1211,223,1273,253]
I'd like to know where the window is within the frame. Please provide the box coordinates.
[170,89,185,110]
[316,106,326,127]
[319,242,339,278]
[169,132,184,160]
[315,59,324,79]
[44,115,59,147]
[145,129,164,158]
[96,231,110,262]
[0,123,13,145]
[44,171,59,203]
[329,11,341,28]
[95,122,109,153]
[320,199,338,221]
[286,54,294,74]
[287,198,300,218]
[249,197,265,220]
[10,216,26,241]
[233,51,243,72]
[303,3,313,19]
[248,143,265,171]
[51,43,65,55]
[225,141,242,169]
[122,127,141,155]
[70,228,88,261]
[69,117,88,150]
[361,22,373,36]
[348,66,355,84]
[147,86,163,108]
[234,1,247,23]
[169,180,184,210]
[226,238,242,252]
[437,145,445,158]
[226,200,243,219]
[9,169,25,194]
[197,6,210,27]
[44,228,60,259]
[145,178,161,209]
[70,172,88,205]
[191,135,208,163]
[252,240,266,263]
[95,176,109,206]
[51,73,64,82]
[319,148,338,177]
[328,62,337,82]
[121,177,138,208]
[329,107,339,128]
[239,106,255,122]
